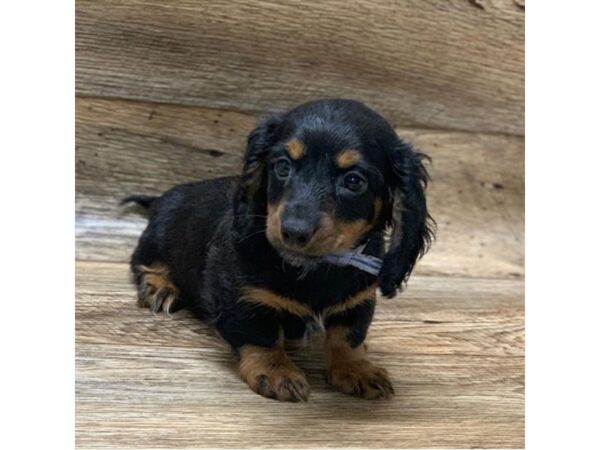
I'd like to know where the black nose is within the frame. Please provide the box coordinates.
[281,219,315,248]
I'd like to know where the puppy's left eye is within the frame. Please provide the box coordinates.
[274,159,292,179]
[343,172,367,192]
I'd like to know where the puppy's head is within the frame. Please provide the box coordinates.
[237,99,434,297]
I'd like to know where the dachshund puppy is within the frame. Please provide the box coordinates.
[124,99,434,402]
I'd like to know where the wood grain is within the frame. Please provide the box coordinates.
[76,261,524,448]
[75,96,523,278]
[76,0,524,135]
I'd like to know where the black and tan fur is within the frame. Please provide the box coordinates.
[124,99,434,401]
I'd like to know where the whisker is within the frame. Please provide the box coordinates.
[236,227,267,243]
[230,213,268,219]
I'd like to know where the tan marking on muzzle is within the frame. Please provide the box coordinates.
[313,197,383,253]
[266,197,382,256]
[266,201,284,247]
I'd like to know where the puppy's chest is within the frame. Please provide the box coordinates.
[266,269,376,317]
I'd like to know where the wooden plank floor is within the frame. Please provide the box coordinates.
[76,261,524,448]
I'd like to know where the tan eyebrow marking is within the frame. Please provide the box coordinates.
[285,139,305,160]
[335,149,361,168]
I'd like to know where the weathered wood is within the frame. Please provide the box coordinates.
[76,261,524,448]
[399,128,524,278]
[77,261,523,357]
[76,0,524,135]
[76,97,524,278]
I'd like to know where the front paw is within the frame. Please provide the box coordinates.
[327,359,394,399]
[239,345,310,402]
[247,367,311,402]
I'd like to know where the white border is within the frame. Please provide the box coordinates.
[2,1,600,448]
[526,1,600,449]
[0,2,74,449]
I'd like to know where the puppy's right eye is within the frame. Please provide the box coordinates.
[274,159,292,179]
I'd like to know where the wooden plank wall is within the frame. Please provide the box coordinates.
[76,1,524,280]
[76,0,524,134]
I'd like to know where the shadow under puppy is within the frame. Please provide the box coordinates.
[124,99,434,402]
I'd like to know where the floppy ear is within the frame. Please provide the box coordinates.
[234,112,285,222]
[378,139,435,298]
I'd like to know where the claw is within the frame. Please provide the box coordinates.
[163,294,175,317]
[150,289,166,314]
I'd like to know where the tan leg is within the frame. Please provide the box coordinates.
[135,263,179,316]
[238,344,310,402]
[325,325,394,399]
